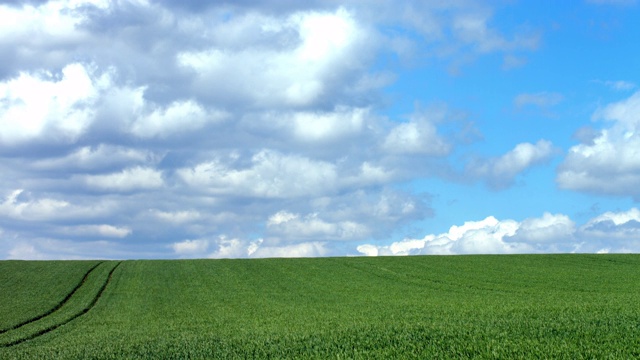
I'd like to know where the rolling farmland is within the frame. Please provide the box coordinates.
[2,255,640,358]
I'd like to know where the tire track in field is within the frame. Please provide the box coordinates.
[0,261,122,348]
[0,261,104,335]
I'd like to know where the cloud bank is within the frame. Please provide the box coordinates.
[0,0,637,259]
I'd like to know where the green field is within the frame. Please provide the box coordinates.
[1,255,640,358]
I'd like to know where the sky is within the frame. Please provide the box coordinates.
[1,0,640,260]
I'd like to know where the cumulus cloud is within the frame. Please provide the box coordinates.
[169,236,324,259]
[358,209,640,256]
[177,7,375,109]
[0,0,544,259]
[580,208,640,239]
[30,145,163,172]
[171,238,209,256]
[80,167,164,192]
[382,110,451,156]
[56,224,132,238]
[254,106,370,144]
[0,63,101,145]
[358,215,525,255]
[467,140,556,189]
[130,100,228,139]
[177,150,340,198]
[558,91,640,199]
[0,189,112,222]
[266,210,369,241]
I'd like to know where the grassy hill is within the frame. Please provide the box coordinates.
[1,255,640,358]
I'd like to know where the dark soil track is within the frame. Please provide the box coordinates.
[0,261,121,348]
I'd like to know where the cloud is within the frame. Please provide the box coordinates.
[580,208,640,239]
[502,54,527,70]
[358,215,525,255]
[30,145,162,172]
[467,140,556,189]
[255,242,329,258]
[273,106,369,143]
[382,109,451,156]
[130,100,228,139]
[56,224,132,238]
[0,63,101,145]
[452,11,540,54]
[0,189,112,222]
[557,91,640,199]
[169,235,327,259]
[0,1,543,259]
[1,236,151,260]
[177,150,340,198]
[514,92,564,109]
[266,211,369,241]
[358,209,640,256]
[177,7,377,109]
[171,238,209,256]
[508,213,576,244]
[80,166,164,192]
[600,80,636,91]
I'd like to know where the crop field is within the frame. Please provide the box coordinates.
[1,255,640,358]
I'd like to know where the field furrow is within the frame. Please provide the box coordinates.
[2,255,640,358]
[0,261,102,331]
[0,261,103,335]
[0,261,121,348]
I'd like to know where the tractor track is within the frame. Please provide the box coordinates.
[0,261,122,348]
[0,261,104,335]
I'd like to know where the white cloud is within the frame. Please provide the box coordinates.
[288,106,368,142]
[358,213,571,256]
[0,63,101,144]
[358,215,527,256]
[208,236,251,259]
[509,213,576,243]
[250,241,329,258]
[7,242,45,260]
[0,189,111,221]
[172,236,267,259]
[468,140,555,189]
[558,91,640,198]
[267,211,369,241]
[580,208,640,239]
[382,111,451,156]
[31,145,162,171]
[178,7,375,108]
[0,1,549,260]
[130,100,228,138]
[0,1,91,50]
[56,224,132,238]
[151,210,202,225]
[81,166,164,192]
[172,238,209,256]
[177,150,339,198]
[2,236,135,260]
[359,209,640,256]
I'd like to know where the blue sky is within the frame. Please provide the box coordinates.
[1,0,640,259]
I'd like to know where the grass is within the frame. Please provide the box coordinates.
[0,260,101,332]
[1,254,640,358]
